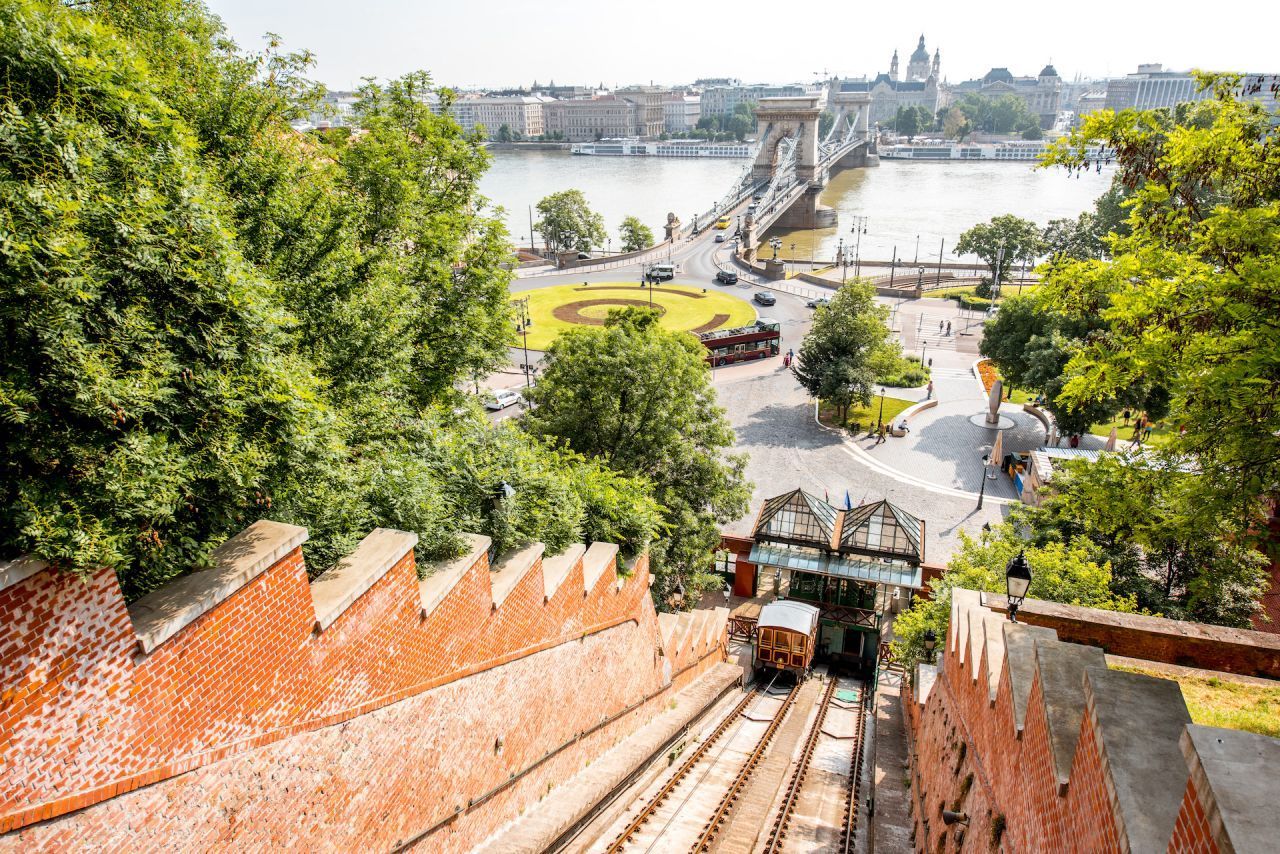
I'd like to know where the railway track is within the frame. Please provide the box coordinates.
[604,678,789,854]
[690,680,805,852]
[759,678,840,853]
[840,682,870,854]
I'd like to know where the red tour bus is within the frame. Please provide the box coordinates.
[698,319,781,366]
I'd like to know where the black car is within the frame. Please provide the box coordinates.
[716,270,738,285]
[753,291,777,306]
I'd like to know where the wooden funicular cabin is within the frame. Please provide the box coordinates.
[754,599,821,680]
[744,489,926,680]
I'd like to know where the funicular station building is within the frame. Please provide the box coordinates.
[720,489,926,678]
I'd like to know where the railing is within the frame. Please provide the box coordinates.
[819,603,879,629]
[728,615,757,641]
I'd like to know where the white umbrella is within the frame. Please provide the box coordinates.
[1104,427,1118,451]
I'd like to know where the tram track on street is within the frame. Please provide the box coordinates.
[604,676,791,854]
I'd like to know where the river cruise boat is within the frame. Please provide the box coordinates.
[571,138,752,158]
[880,141,1108,162]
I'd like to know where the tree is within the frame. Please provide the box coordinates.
[618,216,654,252]
[496,123,513,142]
[942,107,972,141]
[535,189,606,253]
[893,105,930,142]
[793,282,895,424]
[819,110,836,139]
[0,0,661,600]
[955,93,1036,135]
[891,524,1138,670]
[523,309,750,605]
[955,214,1045,285]
[1021,123,1044,140]
[1039,73,1280,540]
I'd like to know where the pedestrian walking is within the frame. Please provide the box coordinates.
[939,320,944,333]
[946,320,952,336]
[926,380,934,400]
[1121,408,1131,427]
[877,422,887,445]
[1143,422,1154,442]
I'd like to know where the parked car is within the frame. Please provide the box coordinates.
[753,291,777,306]
[577,252,592,260]
[806,297,831,309]
[484,389,523,411]
[715,233,726,243]
[716,270,738,284]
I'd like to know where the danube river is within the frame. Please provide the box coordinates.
[479,149,1114,262]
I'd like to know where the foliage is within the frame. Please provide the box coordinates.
[523,309,750,606]
[873,353,930,388]
[893,105,933,142]
[1038,73,1280,555]
[892,524,1137,670]
[619,216,654,252]
[793,281,895,424]
[955,214,1045,284]
[953,93,1037,135]
[1018,458,1269,627]
[941,107,973,141]
[1021,124,1044,141]
[818,110,835,139]
[535,189,606,253]
[0,0,660,599]
[1042,182,1134,261]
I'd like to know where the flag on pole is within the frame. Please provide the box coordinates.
[844,490,853,510]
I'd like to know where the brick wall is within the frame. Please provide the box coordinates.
[0,523,729,848]
[902,589,1280,853]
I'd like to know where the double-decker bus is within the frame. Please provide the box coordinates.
[698,319,780,366]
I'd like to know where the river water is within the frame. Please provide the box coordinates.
[479,149,1114,262]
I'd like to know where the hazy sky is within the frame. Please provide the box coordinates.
[207,0,1277,91]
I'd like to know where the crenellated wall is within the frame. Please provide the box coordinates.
[903,589,1280,853]
[0,522,730,850]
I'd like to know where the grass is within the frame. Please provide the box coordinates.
[1087,414,1175,448]
[512,283,756,350]
[818,395,914,434]
[1110,663,1280,738]
[926,284,1041,301]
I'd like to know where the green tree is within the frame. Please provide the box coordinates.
[618,216,654,252]
[818,109,836,139]
[535,189,607,253]
[942,107,972,141]
[1021,123,1044,140]
[891,524,1138,670]
[793,282,895,424]
[1039,73,1280,534]
[894,105,930,141]
[955,214,1045,285]
[496,123,513,142]
[523,309,750,605]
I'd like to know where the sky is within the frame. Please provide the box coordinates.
[206,0,1278,91]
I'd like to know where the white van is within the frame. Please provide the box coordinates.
[646,264,675,282]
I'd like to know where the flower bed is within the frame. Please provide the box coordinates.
[977,359,999,393]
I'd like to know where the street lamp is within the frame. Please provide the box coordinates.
[876,386,886,433]
[1005,550,1032,622]
[851,216,868,278]
[923,628,937,663]
[723,586,732,607]
[976,453,990,509]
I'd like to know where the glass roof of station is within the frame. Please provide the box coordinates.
[752,489,924,564]
[747,542,923,589]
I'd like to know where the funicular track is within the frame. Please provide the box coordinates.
[689,678,806,852]
[604,677,793,854]
[839,681,870,854]
[758,678,840,853]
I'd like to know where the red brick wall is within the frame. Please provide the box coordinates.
[1167,777,1220,854]
[0,531,727,847]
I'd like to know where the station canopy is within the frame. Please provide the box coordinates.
[749,489,925,589]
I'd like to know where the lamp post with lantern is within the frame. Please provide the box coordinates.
[1005,550,1032,622]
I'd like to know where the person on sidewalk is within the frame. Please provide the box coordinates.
[926,380,934,400]
[946,320,951,336]
[938,320,944,333]
[876,422,887,444]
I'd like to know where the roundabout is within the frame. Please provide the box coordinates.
[511,283,756,350]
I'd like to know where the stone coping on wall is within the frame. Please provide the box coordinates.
[127,519,309,653]
[541,544,586,602]
[490,543,546,609]
[311,528,419,632]
[0,556,47,593]
[418,533,491,615]
[1181,724,1280,853]
[583,541,619,593]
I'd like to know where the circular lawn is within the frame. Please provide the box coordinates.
[512,283,756,350]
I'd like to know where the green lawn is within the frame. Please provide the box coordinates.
[1088,414,1175,447]
[1111,663,1280,738]
[926,284,1040,301]
[512,283,756,350]
[819,396,914,434]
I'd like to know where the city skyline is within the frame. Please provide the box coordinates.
[207,0,1276,91]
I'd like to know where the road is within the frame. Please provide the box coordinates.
[491,216,1011,562]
